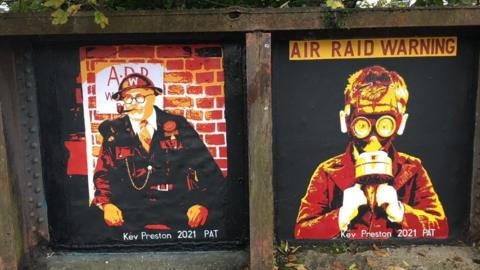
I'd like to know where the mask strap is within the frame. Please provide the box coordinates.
[397,113,409,135]
[339,110,348,133]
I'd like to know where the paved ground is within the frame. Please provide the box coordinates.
[277,244,480,270]
[34,244,480,269]
[40,250,249,270]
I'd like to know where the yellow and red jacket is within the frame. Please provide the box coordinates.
[295,143,448,239]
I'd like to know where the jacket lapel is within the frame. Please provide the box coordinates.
[391,148,418,190]
[328,143,356,191]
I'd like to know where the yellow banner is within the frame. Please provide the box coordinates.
[289,37,457,60]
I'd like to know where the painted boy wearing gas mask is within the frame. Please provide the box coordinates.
[294,66,448,239]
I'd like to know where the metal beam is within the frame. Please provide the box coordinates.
[5,46,50,266]
[0,103,22,270]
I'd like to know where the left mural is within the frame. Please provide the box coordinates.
[55,44,235,244]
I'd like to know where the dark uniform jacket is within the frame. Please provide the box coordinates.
[93,107,226,230]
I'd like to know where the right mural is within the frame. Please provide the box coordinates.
[274,36,475,241]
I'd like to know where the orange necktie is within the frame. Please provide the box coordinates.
[139,120,152,152]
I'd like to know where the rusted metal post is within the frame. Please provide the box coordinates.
[0,103,22,270]
[0,45,49,267]
[246,32,273,270]
[12,47,50,263]
[469,50,480,241]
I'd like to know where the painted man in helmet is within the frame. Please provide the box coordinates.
[294,66,448,239]
[92,73,225,231]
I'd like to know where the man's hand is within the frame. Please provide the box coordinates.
[103,203,124,227]
[187,204,208,228]
[376,183,404,223]
[338,184,367,232]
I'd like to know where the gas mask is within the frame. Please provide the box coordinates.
[340,110,409,184]
[351,114,397,183]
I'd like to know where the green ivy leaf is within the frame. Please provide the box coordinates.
[88,0,98,5]
[51,9,69,25]
[164,0,174,9]
[44,0,65,9]
[67,4,81,15]
[326,0,345,9]
[94,10,109,29]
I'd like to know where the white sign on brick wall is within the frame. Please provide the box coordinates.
[95,63,164,113]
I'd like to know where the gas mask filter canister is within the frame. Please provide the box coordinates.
[354,150,393,179]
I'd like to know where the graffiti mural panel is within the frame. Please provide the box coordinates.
[35,43,248,248]
[80,46,227,233]
[274,36,476,241]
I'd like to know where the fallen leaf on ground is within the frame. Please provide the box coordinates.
[285,262,308,270]
[366,257,379,267]
[402,260,410,267]
[453,256,463,262]
[331,260,346,270]
[417,252,426,257]
[291,246,301,254]
[348,262,357,270]
[386,266,406,270]
[288,254,297,262]
[374,249,389,257]
[372,243,381,250]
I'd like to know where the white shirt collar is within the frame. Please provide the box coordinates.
[128,109,157,135]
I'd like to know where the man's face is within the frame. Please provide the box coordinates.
[348,111,401,153]
[121,88,156,121]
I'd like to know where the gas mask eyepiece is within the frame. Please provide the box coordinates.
[351,115,397,139]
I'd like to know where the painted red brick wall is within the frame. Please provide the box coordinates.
[79,45,228,176]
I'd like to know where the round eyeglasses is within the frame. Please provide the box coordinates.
[124,94,154,104]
